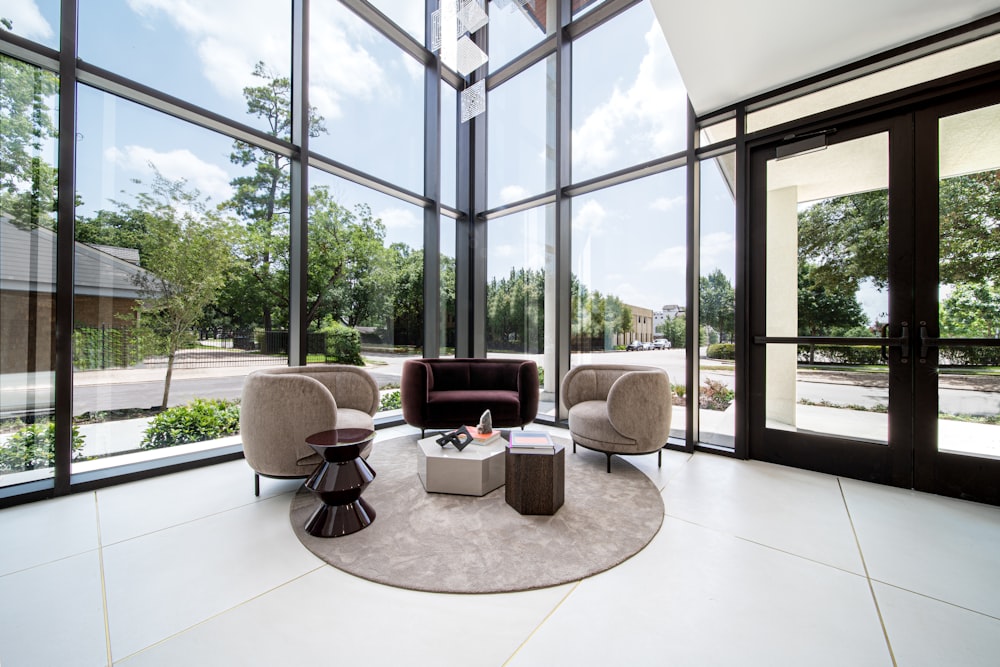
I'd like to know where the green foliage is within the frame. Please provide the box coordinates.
[379,390,402,412]
[699,379,735,411]
[0,55,59,229]
[706,343,735,360]
[488,267,546,353]
[657,315,686,349]
[321,320,363,365]
[797,263,869,336]
[73,326,162,370]
[140,399,241,449]
[797,345,883,365]
[0,421,84,472]
[700,269,735,341]
[940,281,1000,338]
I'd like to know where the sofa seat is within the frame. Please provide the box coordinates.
[425,388,522,424]
[567,399,642,453]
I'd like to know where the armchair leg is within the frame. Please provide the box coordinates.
[421,428,425,439]
[254,473,260,497]
[658,449,662,468]
[606,453,612,473]
[572,441,577,453]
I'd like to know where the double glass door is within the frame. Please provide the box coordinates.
[749,90,1000,505]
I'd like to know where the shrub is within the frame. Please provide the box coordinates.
[0,421,85,472]
[706,343,735,360]
[379,389,402,412]
[141,398,241,449]
[321,321,363,366]
[699,378,735,411]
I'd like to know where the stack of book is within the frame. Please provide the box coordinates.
[464,426,503,446]
[508,431,556,454]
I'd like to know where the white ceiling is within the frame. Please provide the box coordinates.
[650,0,1000,115]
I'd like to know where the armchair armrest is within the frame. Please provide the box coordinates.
[606,370,672,444]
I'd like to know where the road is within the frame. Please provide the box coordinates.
[5,349,999,417]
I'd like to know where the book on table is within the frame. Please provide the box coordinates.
[464,426,503,446]
[508,431,555,453]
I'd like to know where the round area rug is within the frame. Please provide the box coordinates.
[289,435,664,594]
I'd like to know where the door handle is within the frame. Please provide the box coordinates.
[881,322,909,363]
[919,322,936,362]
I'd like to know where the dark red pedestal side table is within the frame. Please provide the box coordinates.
[505,443,565,515]
[303,427,376,537]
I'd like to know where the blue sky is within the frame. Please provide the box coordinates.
[3,0,736,314]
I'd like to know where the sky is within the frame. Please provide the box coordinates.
[2,0,737,316]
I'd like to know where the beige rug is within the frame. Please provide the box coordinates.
[289,434,664,594]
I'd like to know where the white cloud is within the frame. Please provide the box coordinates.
[573,20,686,173]
[644,244,687,275]
[699,231,735,277]
[573,199,607,236]
[105,145,232,204]
[650,196,684,212]
[377,206,421,231]
[499,185,530,204]
[0,0,53,40]
[126,0,290,103]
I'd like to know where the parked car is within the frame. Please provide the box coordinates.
[626,340,644,351]
[652,339,671,349]
[642,341,655,350]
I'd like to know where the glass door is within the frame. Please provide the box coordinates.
[749,116,915,487]
[749,90,1000,504]
[913,94,1000,504]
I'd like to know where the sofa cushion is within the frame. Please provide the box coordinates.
[468,362,520,390]
[429,363,470,391]
[426,389,521,423]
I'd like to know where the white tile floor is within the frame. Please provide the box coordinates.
[2,423,1000,666]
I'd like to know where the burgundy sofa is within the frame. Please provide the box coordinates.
[401,358,539,437]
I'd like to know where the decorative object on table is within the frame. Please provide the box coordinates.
[464,424,503,446]
[417,434,506,496]
[290,433,664,594]
[508,430,555,454]
[400,358,539,438]
[506,441,565,516]
[436,425,473,451]
[477,409,493,434]
[561,364,672,473]
[302,428,377,538]
[240,364,379,496]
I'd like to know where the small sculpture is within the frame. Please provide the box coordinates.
[477,409,493,434]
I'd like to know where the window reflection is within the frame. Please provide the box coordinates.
[0,1,59,48]
[572,2,686,183]
[571,171,687,441]
[0,55,59,487]
[78,0,292,136]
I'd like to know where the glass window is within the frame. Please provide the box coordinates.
[307,169,425,416]
[310,2,424,194]
[0,56,59,488]
[573,0,607,18]
[1,0,59,48]
[440,215,457,357]
[487,0,555,73]
[486,204,555,417]
[487,55,555,208]
[78,0,292,136]
[572,2,687,182]
[367,0,424,44]
[72,86,283,473]
[571,170,687,441]
[699,154,737,449]
[442,81,457,207]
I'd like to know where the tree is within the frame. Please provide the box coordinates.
[797,262,869,363]
[0,54,59,229]
[657,314,686,349]
[699,269,735,342]
[220,61,325,331]
[128,173,236,407]
[940,282,1000,338]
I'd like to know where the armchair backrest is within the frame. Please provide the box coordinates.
[561,364,664,408]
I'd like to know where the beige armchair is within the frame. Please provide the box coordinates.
[240,364,380,495]
[561,364,672,473]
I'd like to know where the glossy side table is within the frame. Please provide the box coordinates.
[303,427,376,537]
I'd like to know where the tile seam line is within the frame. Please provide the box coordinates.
[663,512,871,578]
[868,578,1000,623]
[839,477,898,667]
[95,491,113,667]
[110,564,327,663]
[502,580,582,666]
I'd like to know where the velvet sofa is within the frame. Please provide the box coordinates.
[401,358,539,437]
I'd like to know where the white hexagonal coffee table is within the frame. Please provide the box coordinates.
[416,434,506,496]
